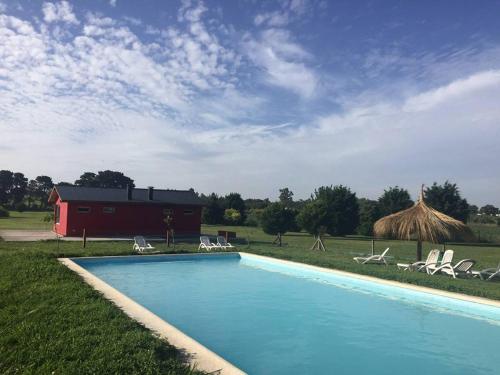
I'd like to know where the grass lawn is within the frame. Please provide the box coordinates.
[0,211,52,230]
[1,215,500,373]
[0,241,203,374]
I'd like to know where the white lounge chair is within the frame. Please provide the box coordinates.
[216,235,234,250]
[471,262,500,281]
[353,248,390,265]
[198,236,218,251]
[425,249,454,274]
[133,236,156,253]
[430,259,476,279]
[397,249,440,271]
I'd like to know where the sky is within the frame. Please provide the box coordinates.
[0,0,499,205]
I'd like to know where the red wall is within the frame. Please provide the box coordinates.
[53,198,69,236]
[53,199,201,237]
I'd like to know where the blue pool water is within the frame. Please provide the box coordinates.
[74,253,500,375]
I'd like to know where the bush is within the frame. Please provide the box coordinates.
[0,206,9,217]
[244,208,264,227]
[42,212,54,223]
[223,208,241,225]
[15,202,27,212]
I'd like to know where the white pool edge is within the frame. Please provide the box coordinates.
[58,256,246,375]
[239,252,500,308]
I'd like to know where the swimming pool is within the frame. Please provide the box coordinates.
[71,253,500,375]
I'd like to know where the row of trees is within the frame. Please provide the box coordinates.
[202,181,486,240]
[0,170,135,210]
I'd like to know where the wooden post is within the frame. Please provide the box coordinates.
[416,240,422,261]
[278,232,282,247]
[166,230,170,247]
[442,243,446,251]
[82,228,86,248]
[371,239,375,256]
[310,235,326,251]
[225,231,228,243]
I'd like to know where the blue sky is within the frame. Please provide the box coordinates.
[0,0,499,205]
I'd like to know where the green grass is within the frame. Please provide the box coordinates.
[0,241,204,374]
[469,223,500,243]
[1,216,500,372]
[0,211,52,230]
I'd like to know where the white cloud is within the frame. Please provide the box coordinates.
[0,2,7,13]
[404,70,500,111]
[42,1,79,24]
[244,29,317,98]
[109,0,117,7]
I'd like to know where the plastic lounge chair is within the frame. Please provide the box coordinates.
[471,262,500,281]
[198,236,218,251]
[353,248,390,265]
[425,249,454,274]
[430,259,476,279]
[397,249,440,271]
[217,236,234,250]
[133,236,155,253]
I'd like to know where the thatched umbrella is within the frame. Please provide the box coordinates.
[373,186,473,261]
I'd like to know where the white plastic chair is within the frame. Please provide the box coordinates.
[353,248,390,265]
[472,262,500,281]
[425,250,454,274]
[198,236,218,251]
[216,236,234,250]
[430,259,476,279]
[133,236,155,253]
[397,249,440,271]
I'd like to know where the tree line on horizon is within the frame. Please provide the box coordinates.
[1,169,499,233]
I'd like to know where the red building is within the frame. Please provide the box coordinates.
[48,185,203,237]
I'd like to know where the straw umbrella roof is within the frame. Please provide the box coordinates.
[373,187,473,243]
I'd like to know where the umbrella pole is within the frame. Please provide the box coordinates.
[416,240,422,261]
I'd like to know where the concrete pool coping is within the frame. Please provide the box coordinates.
[59,251,500,374]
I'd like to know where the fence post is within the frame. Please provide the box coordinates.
[371,239,375,256]
[82,228,86,248]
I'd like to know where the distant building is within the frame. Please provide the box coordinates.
[48,185,203,237]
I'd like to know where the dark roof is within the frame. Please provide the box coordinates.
[49,186,204,206]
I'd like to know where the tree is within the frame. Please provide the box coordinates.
[479,204,499,216]
[201,193,224,225]
[11,173,28,205]
[75,170,134,189]
[357,198,382,236]
[74,172,98,187]
[378,186,413,216]
[95,170,134,189]
[224,192,246,224]
[469,205,479,216]
[30,176,54,209]
[244,198,270,210]
[279,187,294,207]
[224,208,241,225]
[0,170,14,205]
[425,181,469,222]
[297,185,359,236]
[260,203,296,246]
[57,181,73,186]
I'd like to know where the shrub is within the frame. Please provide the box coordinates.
[260,203,296,236]
[15,202,27,212]
[223,208,241,225]
[0,206,9,217]
[245,208,264,227]
[42,212,54,222]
